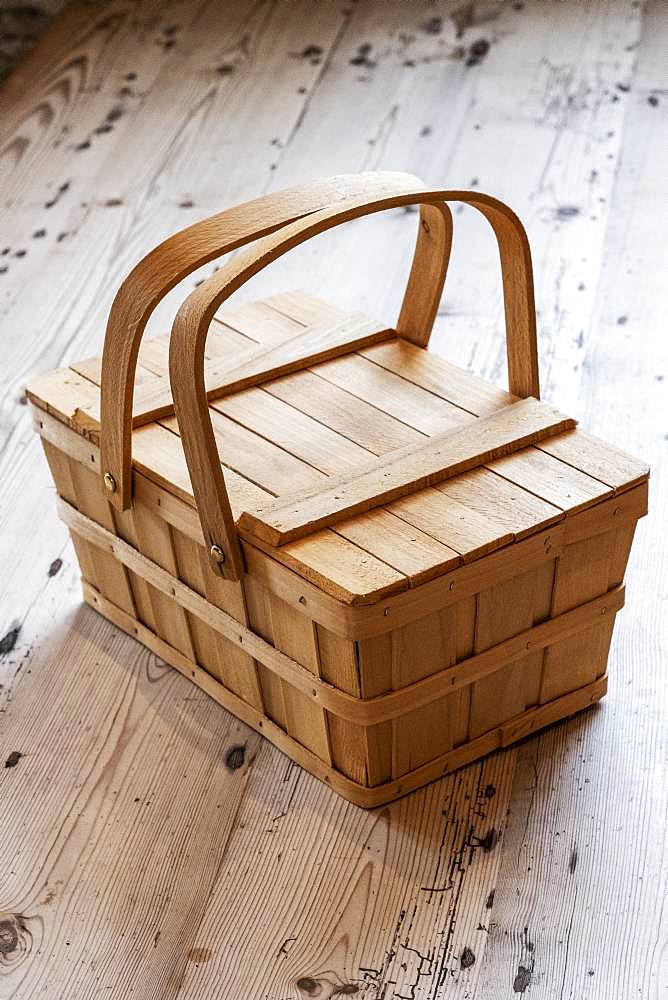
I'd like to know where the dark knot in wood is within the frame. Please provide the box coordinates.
[296,977,359,997]
[225,744,246,771]
[0,920,18,955]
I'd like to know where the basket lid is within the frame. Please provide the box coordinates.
[27,291,649,606]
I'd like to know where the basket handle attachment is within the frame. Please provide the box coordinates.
[99,171,445,510]
[169,187,539,579]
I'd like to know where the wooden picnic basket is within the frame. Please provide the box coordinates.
[28,171,648,807]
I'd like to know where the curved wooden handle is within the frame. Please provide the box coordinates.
[99,171,438,510]
[169,186,538,578]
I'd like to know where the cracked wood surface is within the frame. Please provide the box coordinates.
[0,1,666,998]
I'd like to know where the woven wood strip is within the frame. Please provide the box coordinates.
[58,497,622,726]
[82,578,609,810]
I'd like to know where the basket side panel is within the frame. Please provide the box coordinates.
[244,578,287,726]
[469,558,557,739]
[43,443,138,616]
[539,528,619,704]
[170,528,264,710]
[389,598,476,779]
[111,506,163,632]
[317,625,367,785]
[357,634,393,786]
[608,523,638,587]
[42,440,101,587]
[121,501,196,659]
[266,593,332,764]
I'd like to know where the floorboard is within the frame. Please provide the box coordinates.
[0,1,665,997]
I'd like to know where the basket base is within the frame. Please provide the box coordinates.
[83,581,607,808]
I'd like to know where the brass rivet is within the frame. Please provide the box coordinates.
[103,472,116,493]
[210,544,226,564]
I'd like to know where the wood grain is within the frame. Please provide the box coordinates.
[476,3,668,996]
[1,1,664,998]
[239,398,575,545]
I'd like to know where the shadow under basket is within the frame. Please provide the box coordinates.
[28,173,648,807]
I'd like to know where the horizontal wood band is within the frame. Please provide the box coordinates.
[359,586,621,724]
[238,397,577,545]
[82,579,608,809]
[59,497,622,726]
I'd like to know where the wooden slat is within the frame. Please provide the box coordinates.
[539,428,650,492]
[538,528,619,704]
[217,298,316,345]
[238,398,576,545]
[490,444,613,513]
[130,313,394,427]
[27,367,104,436]
[359,337,515,417]
[316,626,367,784]
[170,527,264,710]
[267,593,332,762]
[82,578,611,808]
[212,385,374,475]
[390,607,458,778]
[56,495,624,730]
[111,505,160,634]
[266,367,425,452]
[469,561,555,739]
[243,577,287,728]
[267,292,646,516]
[128,503,197,660]
[40,439,101,589]
[265,289,349,327]
[66,460,138,617]
[389,486,515,563]
[316,350,472,434]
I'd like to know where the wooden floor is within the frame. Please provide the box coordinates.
[1,1,666,996]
